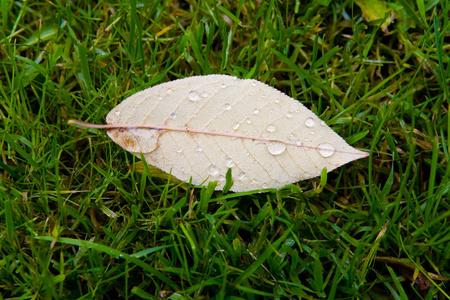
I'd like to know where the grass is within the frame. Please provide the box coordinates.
[1,0,449,299]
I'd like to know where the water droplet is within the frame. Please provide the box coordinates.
[238,172,246,180]
[170,112,177,119]
[286,111,293,118]
[232,123,240,130]
[158,95,163,100]
[195,145,203,152]
[267,141,286,155]
[253,109,259,114]
[295,140,303,146]
[262,183,268,189]
[305,117,315,128]
[201,91,208,97]
[321,120,326,126]
[310,131,315,135]
[304,139,311,151]
[317,143,335,157]
[218,175,225,182]
[188,90,200,101]
[245,152,250,157]
[167,88,174,95]
[176,148,183,153]
[267,124,276,133]
[221,83,226,88]
[274,99,279,104]
[114,110,120,116]
[246,118,252,124]
[225,103,232,110]
[209,164,219,176]
[251,82,257,87]
[225,158,234,168]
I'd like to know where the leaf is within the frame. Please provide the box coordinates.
[375,256,450,290]
[355,0,395,33]
[69,75,368,192]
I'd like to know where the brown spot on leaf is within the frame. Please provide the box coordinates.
[107,128,160,153]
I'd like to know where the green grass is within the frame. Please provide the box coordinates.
[1,0,449,299]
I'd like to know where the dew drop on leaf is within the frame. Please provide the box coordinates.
[225,103,232,110]
[237,171,246,180]
[225,158,235,168]
[317,143,335,157]
[232,123,240,130]
[267,124,276,133]
[304,139,310,150]
[209,164,219,176]
[267,141,286,155]
[305,117,315,127]
[188,91,200,101]
[195,145,203,152]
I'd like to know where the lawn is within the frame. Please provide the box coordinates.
[1,0,449,299]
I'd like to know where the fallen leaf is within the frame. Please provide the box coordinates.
[375,256,450,290]
[69,75,368,192]
[355,0,395,33]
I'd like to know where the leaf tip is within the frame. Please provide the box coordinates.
[361,150,370,158]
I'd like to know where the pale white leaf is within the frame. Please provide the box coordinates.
[73,75,369,192]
